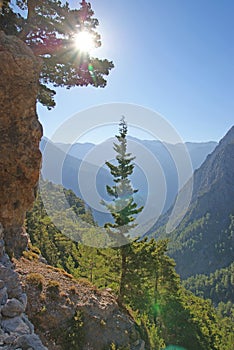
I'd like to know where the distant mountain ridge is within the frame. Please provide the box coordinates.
[149,126,234,279]
[40,136,217,225]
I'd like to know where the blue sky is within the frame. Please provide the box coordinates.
[38,0,234,143]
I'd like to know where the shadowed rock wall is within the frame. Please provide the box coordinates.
[0,31,42,257]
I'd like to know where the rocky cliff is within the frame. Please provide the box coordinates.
[150,126,234,278]
[0,31,42,257]
[0,224,47,350]
[0,31,145,350]
[0,31,47,349]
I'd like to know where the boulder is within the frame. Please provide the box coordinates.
[1,298,26,318]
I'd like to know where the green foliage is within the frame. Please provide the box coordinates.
[23,250,39,261]
[26,180,233,350]
[0,0,114,108]
[217,301,234,321]
[26,180,95,275]
[151,206,234,279]
[183,262,234,309]
[101,117,143,303]
[102,117,143,238]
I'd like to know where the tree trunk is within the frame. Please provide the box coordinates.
[118,245,128,304]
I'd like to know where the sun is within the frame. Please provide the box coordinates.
[74,31,95,53]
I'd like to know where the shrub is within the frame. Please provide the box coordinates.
[28,243,41,255]
[23,250,39,261]
[69,285,77,294]
[46,280,60,299]
[26,273,43,291]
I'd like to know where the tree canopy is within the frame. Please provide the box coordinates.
[101,117,144,302]
[102,116,143,243]
[0,0,114,108]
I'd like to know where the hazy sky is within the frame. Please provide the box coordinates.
[38,0,234,143]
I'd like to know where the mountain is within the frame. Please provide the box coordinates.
[40,137,217,225]
[149,126,234,279]
[183,262,234,307]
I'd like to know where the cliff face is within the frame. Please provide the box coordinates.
[0,224,47,349]
[151,126,234,279]
[0,31,42,257]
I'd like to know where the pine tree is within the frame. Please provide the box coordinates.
[102,116,143,302]
[0,0,114,109]
[102,117,143,240]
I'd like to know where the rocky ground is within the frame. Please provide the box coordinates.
[14,254,145,350]
[0,224,46,350]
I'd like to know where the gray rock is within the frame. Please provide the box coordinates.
[0,240,6,260]
[3,334,16,344]
[0,287,8,305]
[0,224,3,240]
[18,294,27,310]
[0,267,22,300]
[14,334,48,350]
[38,256,47,264]
[1,316,30,335]
[133,339,145,350]
[0,231,47,349]
[1,298,26,318]
[21,315,34,334]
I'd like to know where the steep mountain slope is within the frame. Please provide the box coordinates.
[183,262,234,307]
[150,126,234,279]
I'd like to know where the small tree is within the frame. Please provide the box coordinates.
[102,116,143,302]
[0,0,114,109]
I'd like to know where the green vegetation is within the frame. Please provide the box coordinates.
[25,120,233,349]
[0,0,113,108]
[26,182,234,349]
[184,263,234,319]
[101,117,143,303]
[26,180,93,271]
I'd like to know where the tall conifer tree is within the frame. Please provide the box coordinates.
[102,116,143,241]
[102,116,143,302]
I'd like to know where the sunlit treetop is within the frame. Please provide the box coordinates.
[0,0,114,109]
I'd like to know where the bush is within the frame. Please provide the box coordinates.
[46,280,60,299]
[23,250,39,261]
[69,286,77,294]
[26,273,43,291]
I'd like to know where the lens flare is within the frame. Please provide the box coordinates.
[152,302,161,316]
[88,63,96,83]
[74,31,95,53]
